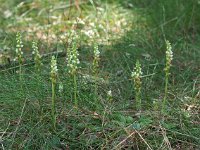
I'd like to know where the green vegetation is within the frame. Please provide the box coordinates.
[131,60,142,111]
[0,0,200,149]
[50,56,58,129]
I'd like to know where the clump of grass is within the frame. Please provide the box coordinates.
[32,41,42,73]
[15,32,23,81]
[92,43,100,107]
[67,41,80,107]
[162,40,173,113]
[50,56,58,129]
[131,60,143,111]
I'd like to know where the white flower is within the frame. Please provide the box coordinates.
[89,22,95,27]
[84,30,95,38]
[32,41,42,58]
[68,30,79,44]
[93,43,100,74]
[67,42,80,75]
[77,17,85,25]
[32,41,42,71]
[59,82,63,93]
[15,32,23,63]
[131,61,142,79]
[51,56,58,76]
[107,90,113,102]
[107,90,112,97]
[165,40,173,73]
[131,60,142,91]
[166,40,173,65]
[94,44,100,58]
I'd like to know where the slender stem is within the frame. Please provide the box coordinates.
[73,74,77,107]
[36,72,43,116]
[52,81,56,129]
[136,89,141,111]
[139,91,142,110]
[94,72,98,108]
[19,64,22,83]
[162,73,169,113]
[19,64,23,93]
[139,89,141,111]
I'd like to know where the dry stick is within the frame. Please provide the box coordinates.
[9,99,27,149]
[159,125,173,150]
[133,129,153,150]
[166,128,200,141]
[0,46,85,72]
[0,51,66,71]
[0,52,54,67]
[111,124,135,150]
[0,123,10,140]
[112,131,136,150]
[0,43,91,71]
[115,125,153,150]
[0,123,10,150]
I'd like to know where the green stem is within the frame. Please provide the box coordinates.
[162,73,169,113]
[94,72,98,108]
[52,81,56,129]
[19,64,22,83]
[36,72,43,116]
[136,89,141,111]
[19,64,24,94]
[73,74,78,107]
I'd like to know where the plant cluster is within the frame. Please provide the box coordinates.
[32,41,42,72]
[15,32,23,65]
[162,40,173,113]
[131,60,143,111]
[50,56,58,128]
[13,33,174,130]
[15,32,24,81]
